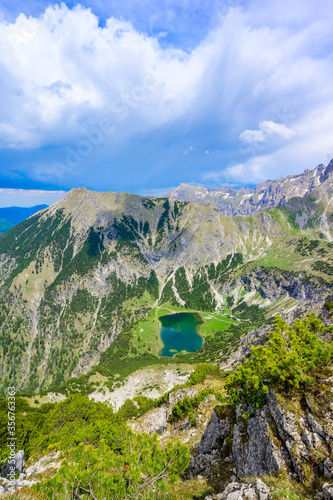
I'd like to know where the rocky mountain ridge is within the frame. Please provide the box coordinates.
[167,159,333,219]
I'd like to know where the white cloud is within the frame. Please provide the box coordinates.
[203,156,270,186]
[0,1,333,186]
[0,4,205,148]
[239,121,297,144]
[0,189,66,207]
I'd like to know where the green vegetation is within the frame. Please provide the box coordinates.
[226,314,333,407]
[38,437,189,499]
[1,185,333,397]
[0,394,190,499]
[169,389,226,424]
[186,363,222,385]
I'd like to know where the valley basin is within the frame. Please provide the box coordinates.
[158,312,203,357]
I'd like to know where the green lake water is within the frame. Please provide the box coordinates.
[159,312,203,357]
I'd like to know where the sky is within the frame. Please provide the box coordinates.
[0,0,333,206]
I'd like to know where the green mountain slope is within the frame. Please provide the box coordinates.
[0,186,332,395]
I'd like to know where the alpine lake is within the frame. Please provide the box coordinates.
[158,312,203,357]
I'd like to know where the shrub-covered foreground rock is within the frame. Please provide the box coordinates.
[1,315,333,499]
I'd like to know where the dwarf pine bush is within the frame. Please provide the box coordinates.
[226,314,333,407]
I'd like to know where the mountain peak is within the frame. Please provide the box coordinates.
[167,159,333,216]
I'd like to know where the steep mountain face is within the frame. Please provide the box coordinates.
[0,181,332,395]
[167,159,333,219]
[0,205,48,233]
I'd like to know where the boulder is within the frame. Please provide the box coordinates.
[323,458,333,479]
[216,481,244,499]
[214,479,271,500]
[253,478,271,500]
[143,406,167,435]
[322,483,333,499]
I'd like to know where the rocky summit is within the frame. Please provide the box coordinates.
[167,159,333,219]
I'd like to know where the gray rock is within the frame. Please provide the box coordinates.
[253,478,270,500]
[189,411,231,477]
[243,488,257,500]
[1,450,25,478]
[233,406,284,477]
[302,428,324,450]
[166,387,197,419]
[198,411,230,455]
[307,413,332,443]
[217,482,243,499]
[215,479,270,500]
[0,478,36,494]
[267,390,307,481]
[323,458,333,479]
[322,483,333,499]
[145,406,167,434]
[226,492,244,500]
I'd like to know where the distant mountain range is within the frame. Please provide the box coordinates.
[0,205,48,233]
[167,159,333,217]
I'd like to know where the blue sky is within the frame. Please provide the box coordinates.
[0,0,333,206]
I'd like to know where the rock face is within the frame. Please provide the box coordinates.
[190,411,231,477]
[266,390,309,482]
[233,406,284,478]
[1,450,25,477]
[141,406,168,435]
[128,405,168,435]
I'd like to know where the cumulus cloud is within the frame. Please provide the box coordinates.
[239,121,297,144]
[0,1,333,189]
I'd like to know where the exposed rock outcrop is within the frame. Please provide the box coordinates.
[0,451,62,495]
[233,406,285,478]
[322,483,333,499]
[189,411,231,477]
[1,450,25,478]
[206,478,271,500]
[266,390,308,482]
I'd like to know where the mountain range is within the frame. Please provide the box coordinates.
[0,205,48,233]
[0,160,332,396]
[167,159,333,220]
